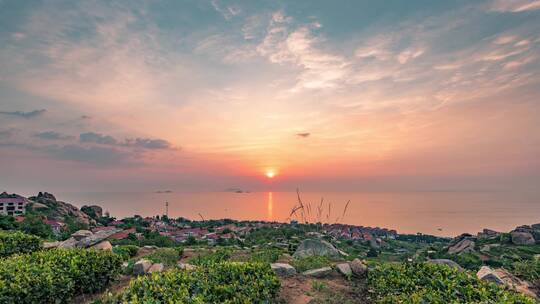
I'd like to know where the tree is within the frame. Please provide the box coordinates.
[19,214,53,239]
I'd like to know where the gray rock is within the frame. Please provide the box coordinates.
[72,229,93,240]
[349,258,367,277]
[448,239,475,255]
[293,239,340,259]
[336,263,352,276]
[58,237,78,248]
[271,263,297,276]
[133,259,152,275]
[302,267,333,278]
[43,241,60,249]
[91,240,113,251]
[477,266,505,284]
[178,263,197,271]
[75,228,122,248]
[427,259,464,271]
[511,231,535,245]
[148,263,164,273]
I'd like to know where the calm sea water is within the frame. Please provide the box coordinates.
[57,191,540,237]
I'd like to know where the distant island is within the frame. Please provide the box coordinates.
[154,190,173,193]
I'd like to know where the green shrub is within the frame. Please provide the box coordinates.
[250,248,282,263]
[0,231,42,257]
[0,248,122,303]
[368,262,535,303]
[292,256,331,272]
[100,262,280,303]
[512,259,540,284]
[146,247,182,266]
[112,245,139,260]
[191,248,231,266]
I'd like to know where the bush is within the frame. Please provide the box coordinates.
[0,248,122,303]
[368,262,535,303]
[292,256,331,272]
[19,214,54,239]
[100,262,280,303]
[191,248,231,266]
[145,248,182,266]
[112,245,139,260]
[0,231,42,257]
[250,248,282,263]
[512,259,540,284]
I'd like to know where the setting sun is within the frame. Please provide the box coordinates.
[266,171,276,178]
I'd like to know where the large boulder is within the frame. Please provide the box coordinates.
[336,263,352,276]
[75,228,122,248]
[448,239,475,255]
[28,192,94,225]
[477,266,537,298]
[58,237,78,248]
[477,229,500,239]
[133,259,152,275]
[293,239,340,259]
[91,240,112,251]
[349,258,368,277]
[427,259,464,271]
[43,241,60,249]
[271,263,297,276]
[81,205,103,219]
[511,231,535,245]
[72,230,93,240]
[302,267,333,278]
[148,263,164,273]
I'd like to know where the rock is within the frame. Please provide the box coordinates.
[43,241,60,249]
[338,250,349,257]
[302,267,333,278]
[477,266,537,298]
[293,239,340,259]
[349,258,368,277]
[369,238,380,249]
[91,240,112,251]
[427,259,464,271]
[148,263,164,273]
[511,231,535,245]
[178,263,197,271]
[72,230,93,240]
[133,259,152,275]
[137,245,157,256]
[75,228,122,248]
[480,244,500,252]
[271,263,297,276]
[58,237,78,248]
[81,205,103,219]
[28,192,94,225]
[336,263,352,276]
[477,266,505,284]
[448,239,475,255]
[478,229,500,238]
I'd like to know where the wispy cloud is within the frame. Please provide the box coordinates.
[80,132,118,145]
[490,0,540,12]
[0,109,46,119]
[34,131,73,141]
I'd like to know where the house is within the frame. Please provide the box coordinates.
[109,228,136,240]
[45,219,65,235]
[0,192,27,216]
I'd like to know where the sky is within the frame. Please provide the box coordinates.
[1,0,540,194]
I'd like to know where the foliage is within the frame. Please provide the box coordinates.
[250,248,282,263]
[396,234,450,244]
[0,248,122,303]
[311,280,327,292]
[191,248,231,266]
[112,245,139,260]
[368,262,535,303]
[59,216,89,240]
[292,256,331,272]
[99,262,280,304]
[366,247,379,258]
[0,215,18,230]
[512,259,540,284]
[0,231,42,257]
[111,230,178,247]
[145,247,182,266]
[18,214,54,239]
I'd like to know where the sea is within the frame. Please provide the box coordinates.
[56,190,540,237]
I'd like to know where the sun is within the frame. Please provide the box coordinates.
[265,170,276,178]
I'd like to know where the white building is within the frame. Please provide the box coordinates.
[0,192,27,216]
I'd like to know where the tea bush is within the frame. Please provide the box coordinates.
[191,247,231,266]
[0,248,122,303]
[0,231,42,258]
[112,245,139,260]
[100,262,280,303]
[368,262,535,303]
[250,248,282,263]
[145,247,182,266]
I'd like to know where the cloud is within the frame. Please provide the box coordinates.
[211,0,241,20]
[48,144,132,166]
[490,0,540,12]
[80,132,118,145]
[127,138,172,150]
[0,109,46,119]
[34,131,73,141]
[0,128,17,140]
[296,133,310,138]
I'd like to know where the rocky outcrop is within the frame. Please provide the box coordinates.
[350,259,368,277]
[477,229,500,239]
[477,266,537,298]
[148,263,164,273]
[271,263,297,276]
[302,267,333,278]
[133,259,152,275]
[81,205,103,219]
[72,230,93,240]
[511,231,535,245]
[427,259,464,271]
[28,192,94,225]
[91,240,112,251]
[58,228,122,248]
[336,263,352,276]
[448,234,476,255]
[293,239,340,259]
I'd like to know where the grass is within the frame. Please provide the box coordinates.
[145,247,182,266]
[292,256,331,272]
